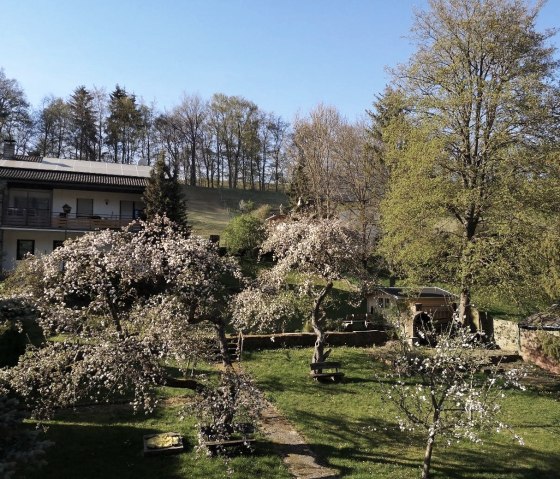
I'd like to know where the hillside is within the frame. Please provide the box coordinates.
[184,186,288,236]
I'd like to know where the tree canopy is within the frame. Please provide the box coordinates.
[4,217,240,419]
[142,154,190,232]
[233,217,365,363]
[379,0,560,317]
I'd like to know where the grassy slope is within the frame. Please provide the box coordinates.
[184,186,288,237]
[243,347,560,479]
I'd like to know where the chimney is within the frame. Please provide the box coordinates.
[3,139,15,160]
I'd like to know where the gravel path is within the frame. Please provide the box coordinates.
[260,402,339,479]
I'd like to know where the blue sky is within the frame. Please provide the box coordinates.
[1,0,558,122]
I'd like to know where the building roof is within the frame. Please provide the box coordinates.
[371,287,457,300]
[0,156,151,189]
[519,305,560,331]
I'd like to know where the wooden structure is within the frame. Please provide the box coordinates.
[310,361,344,382]
[199,423,255,455]
[366,287,458,344]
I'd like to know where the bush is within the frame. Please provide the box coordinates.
[222,214,265,257]
[537,331,560,362]
[0,322,26,367]
[0,297,37,366]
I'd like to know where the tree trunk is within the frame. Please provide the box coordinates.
[422,429,436,479]
[458,287,473,331]
[310,282,333,363]
[190,141,197,186]
[215,319,232,367]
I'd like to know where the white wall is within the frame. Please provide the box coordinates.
[1,229,82,271]
[52,189,144,217]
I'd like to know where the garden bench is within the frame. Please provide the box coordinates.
[310,361,344,382]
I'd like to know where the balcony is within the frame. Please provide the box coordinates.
[1,207,137,231]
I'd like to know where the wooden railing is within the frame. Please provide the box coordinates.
[2,208,136,230]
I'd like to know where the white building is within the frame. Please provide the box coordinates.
[0,141,151,271]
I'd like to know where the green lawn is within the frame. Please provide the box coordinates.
[20,346,560,479]
[242,347,560,479]
[185,185,287,237]
[23,387,291,479]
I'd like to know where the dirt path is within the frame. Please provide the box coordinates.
[260,402,339,479]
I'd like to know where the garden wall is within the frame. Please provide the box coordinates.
[492,319,560,374]
[519,329,560,375]
[239,330,389,351]
[492,319,519,351]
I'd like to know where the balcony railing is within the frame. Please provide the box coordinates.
[1,208,137,230]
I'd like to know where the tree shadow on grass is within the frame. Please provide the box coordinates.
[430,440,560,479]
[23,406,292,479]
[23,421,190,479]
[284,408,560,479]
[286,408,423,477]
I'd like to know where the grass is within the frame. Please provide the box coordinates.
[23,390,292,479]
[18,345,559,479]
[242,346,560,479]
[184,185,287,237]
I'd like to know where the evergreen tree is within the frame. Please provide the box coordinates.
[68,86,97,160]
[142,153,190,233]
[106,85,143,163]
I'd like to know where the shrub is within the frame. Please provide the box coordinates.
[536,331,560,362]
[222,214,265,256]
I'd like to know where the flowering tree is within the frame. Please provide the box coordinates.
[233,217,365,363]
[383,324,524,479]
[5,216,241,419]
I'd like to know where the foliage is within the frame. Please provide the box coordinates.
[222,213,265,256]
[238,199,255,213]
[6,340,161,421]
[105,84,144,164]
[142,153,190,232]
[289,104,346,217]
[0,68,30,143]
[68,86,97,160]
[536,331,560,363]
[0,395,52,479]
[4,217,241,420]
[233,217,366,363]
[382,324,524,479]
[380,0,560,318]
[0,295,38,366]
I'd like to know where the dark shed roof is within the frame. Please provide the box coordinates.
[0,156,151,192]
[373,287,457,300]
[519,305,560,331]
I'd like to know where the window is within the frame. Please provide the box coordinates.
[377,297,390,309]
[53,240,64,250]
[16,240,35,260]
[76,198,93,217]
[120,200,144,221]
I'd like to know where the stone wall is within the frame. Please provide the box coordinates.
[492,318,560,374]
[238,330,389,351]
[519,329,560,375]
[492,318,520,351]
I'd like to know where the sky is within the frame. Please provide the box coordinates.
[1,0,559,122]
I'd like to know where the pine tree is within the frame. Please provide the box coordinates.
[142,153,190,233]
